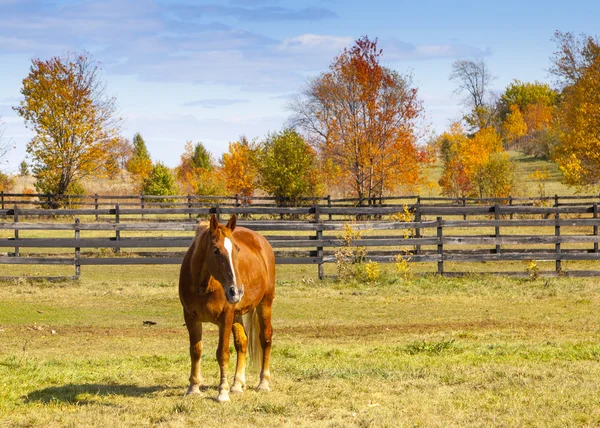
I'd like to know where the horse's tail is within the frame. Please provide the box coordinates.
[242,308,262,372]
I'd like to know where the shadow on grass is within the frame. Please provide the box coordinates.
[24,383,174,405]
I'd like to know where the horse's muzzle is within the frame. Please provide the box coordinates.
[226,284,244,304]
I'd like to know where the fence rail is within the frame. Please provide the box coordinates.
[3,191,600,210]
[0,202,599,280]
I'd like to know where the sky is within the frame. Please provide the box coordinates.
[0,0,598,172]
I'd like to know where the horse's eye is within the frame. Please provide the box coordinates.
[213,247,219,255]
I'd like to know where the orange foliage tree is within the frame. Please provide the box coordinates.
[220,137,258,198]
[14,52,121,201]
[177,141,225,196]
[438,123,514,198]
[291,36,428,204]
[550,31,600,187]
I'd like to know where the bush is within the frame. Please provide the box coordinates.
[142,163,178,202]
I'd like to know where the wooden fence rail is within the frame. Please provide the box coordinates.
[1,202,600,280]
[2,191,600,210]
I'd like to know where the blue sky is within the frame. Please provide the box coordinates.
[0,0,598,171]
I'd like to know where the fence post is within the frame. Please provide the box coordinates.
[1,190,4,210]
[115,203,121,254]
[437,216,444,275]
[75,218,81,278]
[594,202,598,254]
[94,193,99,221]
[235,194,239,207]
[215,203,221,222]
[140,193,145,219]
[509,195,513,220]
[314,203,324,280]
[327,195,332,221]
[13,205,19,257]
[494,204,501,254]
[555,211,561,274]
[415,196,422,255]
[188,194,193,220]
[462,196,467,220]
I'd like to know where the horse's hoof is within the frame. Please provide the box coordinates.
[230,383,244,394]
[186,385,201,395]
[216,392,230,403]
[257,381,270,392]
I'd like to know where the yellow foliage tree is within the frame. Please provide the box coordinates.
[14,52,120,202]
[220,138,258,198]
[438,123,513,198]
[502,105,528,147]
[554,56,600,186]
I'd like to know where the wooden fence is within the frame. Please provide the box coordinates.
[0,202,600,280]
[3,191,600,209]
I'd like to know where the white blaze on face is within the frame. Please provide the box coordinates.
[223,237,237,285]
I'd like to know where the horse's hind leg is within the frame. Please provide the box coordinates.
[184,311,203,395]
[257,301,273,392]
[231,316,247,394]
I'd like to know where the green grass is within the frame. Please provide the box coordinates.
[1,268,600,426]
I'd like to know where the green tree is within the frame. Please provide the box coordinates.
[258,129,322,205]
[19,161,29,177]
[190,142,213,170]
[498,80,558,120]
[142,162,178,199]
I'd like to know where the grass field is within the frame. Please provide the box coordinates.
[1,265,600,427]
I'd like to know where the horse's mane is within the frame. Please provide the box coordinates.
[195,221,209,237]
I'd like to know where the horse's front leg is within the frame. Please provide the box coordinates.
[184,311,203,395]
[216,312,234,403]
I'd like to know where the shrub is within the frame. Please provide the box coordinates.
[142,163,178,201]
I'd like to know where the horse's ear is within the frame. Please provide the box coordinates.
[209,214,219,235]
[226,214,237,232]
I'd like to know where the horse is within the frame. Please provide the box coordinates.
[179,214,275,403]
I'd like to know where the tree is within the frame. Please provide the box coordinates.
[502,105,528,147]
[19,161,28,177]
[553,52,600,186]
[220,137,259,198]
[290,36,428,204]
[497,80,559,157]
[126,132,153,182]
[550,31,600,88]
[111,137,134,171]
[177,141,225,196]
[14,52,120,202]
[437,123,513,198]
[450,58,497,131]
[141,162,178,198]
[258,128,323,205]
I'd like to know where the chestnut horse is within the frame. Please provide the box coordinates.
[179,214,275,402]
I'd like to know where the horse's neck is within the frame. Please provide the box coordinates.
[192,230,212,292]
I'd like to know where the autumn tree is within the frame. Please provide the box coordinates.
[450,58,497,132]
[220,137,259,198]
[14,52,120,203]
[126,132,153,182]
[438,123,514,198]
[497,80,558,156]
[552,46,600,186]
[291,36,427,204]
[177,141,225,196]
[258,128,323,206]
[550,31,600,88]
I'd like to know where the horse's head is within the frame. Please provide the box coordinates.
[207,214,244,304]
